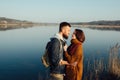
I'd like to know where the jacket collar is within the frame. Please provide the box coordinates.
[71,39,82,45]
[54,33,64,41]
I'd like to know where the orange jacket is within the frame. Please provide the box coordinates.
[64,39,83,80]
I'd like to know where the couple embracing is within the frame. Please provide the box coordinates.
[47,22,85,80]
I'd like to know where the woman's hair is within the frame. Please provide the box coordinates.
[75,29,85,43]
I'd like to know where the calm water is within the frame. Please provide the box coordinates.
[0,26,120,80]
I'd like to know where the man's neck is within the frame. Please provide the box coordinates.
[59,32,63,36]
[58,32,64,40]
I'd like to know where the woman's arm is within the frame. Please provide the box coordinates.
[64,45,71,63]
[71,45,83,64]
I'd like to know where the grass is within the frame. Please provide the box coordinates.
[83,43,120,80]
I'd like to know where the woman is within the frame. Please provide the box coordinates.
[64,29,85,80]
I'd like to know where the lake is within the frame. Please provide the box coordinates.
[0,25,120,80]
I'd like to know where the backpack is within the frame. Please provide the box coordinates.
[41,41,51,68]
[41,38,62,68]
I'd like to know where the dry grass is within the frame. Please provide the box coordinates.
[109,43,120,77]
[83,43,120,80]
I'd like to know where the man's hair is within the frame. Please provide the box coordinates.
[59,22,71,32]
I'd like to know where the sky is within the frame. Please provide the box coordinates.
[0,0,120,23]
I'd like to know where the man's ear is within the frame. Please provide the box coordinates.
[62,27,66,33]
[61,28,64,33]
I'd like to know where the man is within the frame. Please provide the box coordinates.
[48,22,71,80]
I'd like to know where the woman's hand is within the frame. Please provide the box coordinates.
[70,62,78,67]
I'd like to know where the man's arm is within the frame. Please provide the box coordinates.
[49,38,61,66]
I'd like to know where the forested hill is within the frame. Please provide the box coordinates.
[71,20,120,26]
[0,17,120,26]
[0,17,33,24]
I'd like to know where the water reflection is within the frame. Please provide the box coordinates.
[0,26,120,80]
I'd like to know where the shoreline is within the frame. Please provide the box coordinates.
[72,24,120,31]
[0,24,120,31]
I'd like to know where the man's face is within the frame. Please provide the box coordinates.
[62,26,71,39]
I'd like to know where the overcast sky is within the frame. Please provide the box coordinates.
[0,0,120,23]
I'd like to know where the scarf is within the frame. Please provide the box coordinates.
[67,39,81,55]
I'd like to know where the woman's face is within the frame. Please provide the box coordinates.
[72,31,76,39]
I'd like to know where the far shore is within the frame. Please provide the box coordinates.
[72,24,120,28]
[72,24,120,31]
[0,23,120,31]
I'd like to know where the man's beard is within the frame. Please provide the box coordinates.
[63,34,68,39]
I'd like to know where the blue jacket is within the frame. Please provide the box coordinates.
[48,36,66,74]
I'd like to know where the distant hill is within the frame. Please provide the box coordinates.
[71,20,120,26]
[1,17,120,25]
[0,17,33,24]
[0,17,34,30]
[0,17,120,31]
[88,20,120,25]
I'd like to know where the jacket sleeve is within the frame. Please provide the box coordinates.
[71,45,83,63]
[50,38,61,66]
[64,51,71,63]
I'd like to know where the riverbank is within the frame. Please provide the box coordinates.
[73,24,120,31]
[0,23,34,30]
[1,17,120,31]
[1,23,120,31]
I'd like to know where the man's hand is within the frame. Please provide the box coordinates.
[64,44,68,52]
[59,59,69,65]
